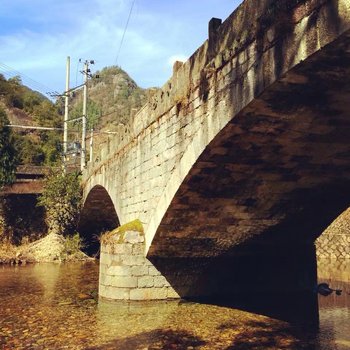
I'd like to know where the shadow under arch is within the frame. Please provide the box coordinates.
[78,185,120,256]
[146,30,350,324]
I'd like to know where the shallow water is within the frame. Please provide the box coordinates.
[0,261,349,350]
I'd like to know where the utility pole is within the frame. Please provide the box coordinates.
[81,61,88,171]
[89,128,94,162]
[63,56,70,172]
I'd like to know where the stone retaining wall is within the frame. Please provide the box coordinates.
[316,208,350,260]
[316,234,350,259]
[99,229,180,300]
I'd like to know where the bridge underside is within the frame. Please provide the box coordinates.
[142,30,350,315]
[78,185,119,254]
[150,30,350,259]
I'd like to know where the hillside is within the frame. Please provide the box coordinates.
[69,66,156,131]
[0,74,62,166]
[0,67,156,167]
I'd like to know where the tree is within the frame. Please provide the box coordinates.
[0,107,17,189]
[38,169,82,236]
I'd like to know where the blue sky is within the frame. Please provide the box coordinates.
[0,0,241,96]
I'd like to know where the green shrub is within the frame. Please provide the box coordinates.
[0,107,17,188]
[38,169,82,235]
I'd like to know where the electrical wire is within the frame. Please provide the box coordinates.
[115,0,136,66]
[0,62,56,97]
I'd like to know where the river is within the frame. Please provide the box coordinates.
[0,260,349,350]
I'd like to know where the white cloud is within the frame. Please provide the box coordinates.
[0,0,239,92]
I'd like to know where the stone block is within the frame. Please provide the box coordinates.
[148,265,161,276]
[111,276,138,288]
[131,265,149,276]
[167,287,181,299]
[154,275,170,287]
[129,287,168,301]
[122,255,146,266]
[100,252,113,266]
[112,243,133,255]
[99,263,107,275]
[132,244,145,255]
[138,276,154,288]
[149,288,168,300]
[100,285,130,300]
[106,265,131,276]
[124,231,145,244]
[101,275,113,286]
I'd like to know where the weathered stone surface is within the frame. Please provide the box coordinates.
[138,276,154,288]
[316,207,350,259]
[112,244,133,255]
[131,265,149,276]
[167,288,181,299]
[99,228,180,300]
[132,244,145,255]
[99,285,130,300]
[148,265,161,276]
[106,265,131,276]
[82,0,350,262]
[110,276,138,288]
[130,288,168,301]
[85,0,350,300]
[154,275,170,288]
[122,255,146,266]
[124,231,144,244]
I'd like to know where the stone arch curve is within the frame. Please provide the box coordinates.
[79,185,120,254]
[146,29,350,257]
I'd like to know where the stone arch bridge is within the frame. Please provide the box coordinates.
[80,0,350,308]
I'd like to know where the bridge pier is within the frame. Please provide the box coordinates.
[99,225,179,301]
[99,221,318,320]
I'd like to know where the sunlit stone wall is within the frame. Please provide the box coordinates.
[99,229,179,300]
[83,0,350,258]
[316,208,350,260]
[316,234,350,259]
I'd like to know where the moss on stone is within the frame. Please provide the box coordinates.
[101,219,144,245]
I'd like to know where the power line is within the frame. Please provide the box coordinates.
[0,62,53,92]
[0,62,57,98]
[115,0,136,66]
[6,124,62,131]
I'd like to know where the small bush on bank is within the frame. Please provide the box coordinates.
[38,169,82,236]
[62,233,85,259]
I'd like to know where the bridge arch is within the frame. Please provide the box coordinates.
[79,185,120,254]
[80,0,350,310]
[144,28,350,313]
[147,28,350,258]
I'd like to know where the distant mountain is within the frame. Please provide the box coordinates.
[0,66,157,166]
[69,66,157,131]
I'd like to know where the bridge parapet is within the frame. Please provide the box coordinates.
[81,0,350,302]
[83,0,350,255]
[86,0,350,173]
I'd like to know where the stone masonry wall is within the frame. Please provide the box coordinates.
[99,229,179,300]
[316,208,350,259]
[316,233,350,259]
[83,0,350,256]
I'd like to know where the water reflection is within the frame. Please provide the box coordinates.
[0,260,349,349]
[317,259,350,350]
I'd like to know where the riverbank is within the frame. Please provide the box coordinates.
[0,241,18,264]
[0,233,93,264]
